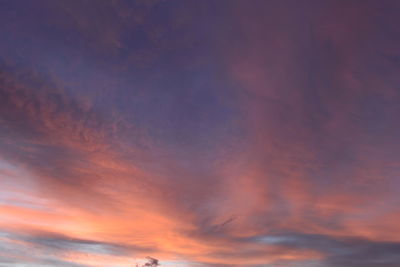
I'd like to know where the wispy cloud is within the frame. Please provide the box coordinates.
[0,0,399,266]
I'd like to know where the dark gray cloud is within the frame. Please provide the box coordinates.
[253,233,400,267]
[0,230,156,266]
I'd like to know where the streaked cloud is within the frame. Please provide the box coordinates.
[0,0,399,266]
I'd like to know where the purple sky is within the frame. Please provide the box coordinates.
[0,0,399,266]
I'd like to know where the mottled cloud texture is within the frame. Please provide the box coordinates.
[0,0,399,266]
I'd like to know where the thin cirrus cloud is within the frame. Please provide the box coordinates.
[0,0,399,266]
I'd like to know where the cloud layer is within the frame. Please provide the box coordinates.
[0,0,399,266]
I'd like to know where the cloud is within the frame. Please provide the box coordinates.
[0,0,400,266]
[254,233,400,267]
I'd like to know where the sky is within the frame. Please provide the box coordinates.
[0,0,399,266]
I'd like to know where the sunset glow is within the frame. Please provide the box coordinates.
[0,1,400,266]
